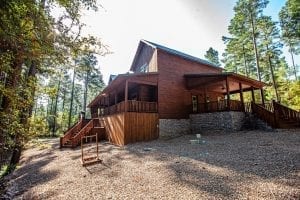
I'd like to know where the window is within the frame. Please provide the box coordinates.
[138,63,148,72]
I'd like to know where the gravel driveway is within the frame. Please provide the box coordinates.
[1,130,300,200]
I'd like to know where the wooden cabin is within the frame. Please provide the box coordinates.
[60,40,300,147]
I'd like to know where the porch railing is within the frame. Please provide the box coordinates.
[196,99,244,113]
[127,100,157,113]
[94,100,158,117]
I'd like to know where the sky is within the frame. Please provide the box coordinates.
[80,0,290,84]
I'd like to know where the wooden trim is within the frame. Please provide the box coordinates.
[125,80,128,112]
[260,89,265,106]
[128,79,158,86]
[204,87,208,112]
[226,77,230,110]
[239,82,245,111]
[251,87,255,103]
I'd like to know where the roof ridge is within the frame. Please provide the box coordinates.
[140,40,222,69]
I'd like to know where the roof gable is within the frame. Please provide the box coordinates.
[108,74,117,84]
[130,39,223,71]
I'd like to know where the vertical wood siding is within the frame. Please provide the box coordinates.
[124,112,158,144]
[157,50,222,119]
[102,113,125,146]
[101,112,158,146]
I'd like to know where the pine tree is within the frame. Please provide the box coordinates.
[204,47,221,66]
[257,16,284,101]
[223,0,269,104]
[279,0,300,80]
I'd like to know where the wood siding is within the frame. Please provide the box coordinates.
[124,112,158,144]
[148,49,157,72]
[101,112,158,146]
[102,113,125,146]
[157,50,222,119]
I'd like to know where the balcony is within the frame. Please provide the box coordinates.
[194,99,244,113]
[92,100,158,117]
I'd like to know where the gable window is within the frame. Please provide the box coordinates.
[138,63,148,73]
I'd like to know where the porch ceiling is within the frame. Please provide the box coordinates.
[88,72,158,108]
[184,72,266,94]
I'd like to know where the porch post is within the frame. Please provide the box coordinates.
[225,77,230,110]
[260,89,265,107]
[251,87,255,103]
[204,87,207,112]
[125,80,128,112]
[239,82,245,111]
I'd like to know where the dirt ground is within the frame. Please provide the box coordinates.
[1,129,300,200]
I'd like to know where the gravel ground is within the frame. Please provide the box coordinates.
[1,129,300,200]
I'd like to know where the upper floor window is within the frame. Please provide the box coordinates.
[137,63,148,73]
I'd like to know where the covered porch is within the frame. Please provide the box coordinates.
[88,72,158,117]
[184,72,266,113]
[87,72,159,146]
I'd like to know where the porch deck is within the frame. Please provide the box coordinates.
[92,100,158,118]
[195,99,245,113]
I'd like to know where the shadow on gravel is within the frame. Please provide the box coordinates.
[123,130,300,198]
[4,150,58,198]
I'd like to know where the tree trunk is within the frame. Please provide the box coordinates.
[61,89,66,130]
[52,79,61,136]
[68,68,76,128]
[289,46,297,80]
[26,61,37,117]
[10,140,22,166]
[83,71,89,114]
[250,11,265,105]
[242,44,249,77]
[267,51,279,101]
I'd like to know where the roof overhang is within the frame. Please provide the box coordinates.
[184,72,266,94]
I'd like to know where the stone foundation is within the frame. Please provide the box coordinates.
[190,112,245,133]
[159,119,190,137]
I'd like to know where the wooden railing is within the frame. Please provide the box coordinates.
[197,100,243,113]
[127,100,157,113]
[60,119,90,147]
[244,102,252,113]
[273,101,300,124]
[99,100,158,116]
[251,102,276,128]
[71,119,95,147]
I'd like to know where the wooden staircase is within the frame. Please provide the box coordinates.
[251,100,300,129]
[60,118,106,148]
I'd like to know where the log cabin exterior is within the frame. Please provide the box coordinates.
[60,40,299,147]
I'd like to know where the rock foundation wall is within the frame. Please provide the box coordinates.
[190,112,245,133]
[159,119,190,137]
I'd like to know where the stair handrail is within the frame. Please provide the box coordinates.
[60,119,91,147]
[273,100,300,123]
[60,120,83,147]
[71,119,94,147]
[251,101,277,128]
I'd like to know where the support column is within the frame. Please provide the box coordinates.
[239,82,245,111]
[204,87,207,112]
[251,87,255,103]
[225,77,230,110]
[260,89,265,106]
[125,80,128,112]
